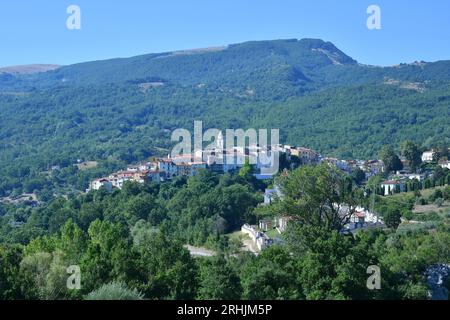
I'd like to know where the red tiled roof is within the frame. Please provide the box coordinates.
[382,180,400,185]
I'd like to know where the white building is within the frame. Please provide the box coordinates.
[349,207,382,224]
[241,224,273,251]
[278,216,293,233]
[90,179,113,192]
[381,180,406,196]
[439,161,450,170]
[422,151,435,163]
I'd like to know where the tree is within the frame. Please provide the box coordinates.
[240,246,301,299]
[135,229,198,299]
[432,146,449,162]
[19,251,71,300]
[238,158,254,181]
[285,225,372,300]
[351,168,366,185]
[433,166,447,184]
[197,255,242,300]
[384,208,402,230]
[80,220,137,294]
[443,186,450,201]
[274,163,358,231]
[401,141,422,172]
[380,146,403,173]
[124,194,159,224]
[0,245,26,299]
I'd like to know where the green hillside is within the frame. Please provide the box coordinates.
[0,38,449,195]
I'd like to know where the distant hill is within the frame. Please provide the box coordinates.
[0,38,449,195]
[2,38,450,94]
[0,64,60,75]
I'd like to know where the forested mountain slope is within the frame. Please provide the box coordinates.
[0,38,449,195]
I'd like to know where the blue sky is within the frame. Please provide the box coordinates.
[0,0,449,67]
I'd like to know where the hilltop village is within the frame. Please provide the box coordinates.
[87,137,449,253]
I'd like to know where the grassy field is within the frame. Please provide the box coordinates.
[265,228,282,239]
[413,202,450,214]
[387,186,447,200]
[227,230,250,242]
[75,161,99,171]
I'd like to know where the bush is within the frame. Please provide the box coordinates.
[443,186,450,201]
[429,189,443,202]
[416,197,428,206]
[415,211,441,222]
[435,198,444,207]
[85,282,144,300]
[401,210,414,221]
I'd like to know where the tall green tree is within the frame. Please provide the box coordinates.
[380,146,403,173]
[240,246,301,299]
[383,207,402,230]
[197,255,242,300]
[135,229,198,300]
[401,141,422,172]
[0,245,27,300]
[274,163,358,231]
[80,220,137,294]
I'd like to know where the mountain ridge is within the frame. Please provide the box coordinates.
[1,38,449,97]
[0,64,60,75]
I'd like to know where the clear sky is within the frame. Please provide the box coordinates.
[1,0,449,67]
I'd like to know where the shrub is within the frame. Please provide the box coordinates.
[415,211,441,222]
[443,186,450,201]
[401,210,414,221]
[416,197,428,206]
[435,198,444,208]
[85,282,144,300]
[429,189,443,202]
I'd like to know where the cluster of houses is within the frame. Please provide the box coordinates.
[379,149,450,196]
[88,137,323,192]
[423,149,450,169]
[343,206,384,231]
[249,148,450,251]
[270,145,386,179]
[88,141,447,200]
[241,205,384,253]
[88,159,207,192]
[380,171,426,196]
[87,139,450,204]
[87,141,448,253]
